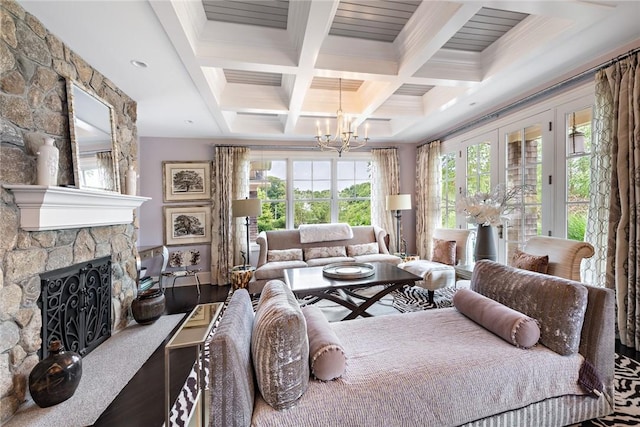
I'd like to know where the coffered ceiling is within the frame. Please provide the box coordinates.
[18,1,640,144]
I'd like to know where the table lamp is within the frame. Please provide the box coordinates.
[386,194,412,255]
[232,197,262,269]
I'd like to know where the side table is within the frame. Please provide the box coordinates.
[454,263,475,280]
[165,302,223,427]
[231,265,255,290]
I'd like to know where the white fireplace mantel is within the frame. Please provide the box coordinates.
[3,185,150,231]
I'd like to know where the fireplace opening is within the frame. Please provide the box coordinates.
[39,256,112,359]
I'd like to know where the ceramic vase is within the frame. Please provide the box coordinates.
[131,289,165,325]
[29,340,82,408]
[36,137,59,186]
[125,165,137,195]
[474,224,497,261]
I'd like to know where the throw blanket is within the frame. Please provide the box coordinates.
[299,223,353,243]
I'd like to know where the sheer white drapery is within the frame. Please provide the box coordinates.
[583,72,614,288]
[211,146,250,285]
[371,148,400,252]
[416,141,441,260]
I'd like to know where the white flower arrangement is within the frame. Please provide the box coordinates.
[456,184,533,226]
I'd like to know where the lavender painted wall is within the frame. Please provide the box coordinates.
[138,137,214,275]
[138,137,419,271]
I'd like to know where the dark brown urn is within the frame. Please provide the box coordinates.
[29,340,82,408]
[131,288,166,324]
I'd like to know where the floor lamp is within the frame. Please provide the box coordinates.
[232,198,262,269]
[386,194,412,255]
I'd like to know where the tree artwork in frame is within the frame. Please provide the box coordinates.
[162,161,212,202]
[163,205,212,246]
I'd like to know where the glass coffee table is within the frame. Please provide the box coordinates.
[284,262,421,321]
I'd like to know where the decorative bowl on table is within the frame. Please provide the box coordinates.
[322,262,375,279]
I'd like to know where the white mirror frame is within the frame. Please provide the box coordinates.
[67,79,120,192]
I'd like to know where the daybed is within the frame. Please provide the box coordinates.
[248,224,400,294]
[210,260,614,427]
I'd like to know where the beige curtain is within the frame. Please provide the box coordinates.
[597,52,640,350]
[371,148,400,252]
[415,141,441,260]
[211,146,250,285]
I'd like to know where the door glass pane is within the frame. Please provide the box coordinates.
[566,107,592,241]
[466,142,491,194]
[440,152,456,228]
[504,125,543,256]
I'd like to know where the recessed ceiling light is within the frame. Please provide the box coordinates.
[130,60,148,68]
[469,102,477,106]
[185,120,194,124]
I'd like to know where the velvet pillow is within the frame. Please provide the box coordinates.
[302,306,346,381]
[267,248,303,262]
[304,246,347,260]
[453,288,540,349]
[432,238,456,265]
[209,289,255,426]
[511,248,549,274]
[252,280,309,410]
[346,242,379,257]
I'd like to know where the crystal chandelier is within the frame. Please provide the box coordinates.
[315,79,369,157]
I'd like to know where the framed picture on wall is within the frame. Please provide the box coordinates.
[163,205,212,246]
[162,161,211,202]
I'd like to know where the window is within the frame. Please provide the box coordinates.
[253,160,287,232]
[337,160,371,225]
[440,152,456,228]
[252,155,371,233]
[565,107,592,241]
[293,160,332,226]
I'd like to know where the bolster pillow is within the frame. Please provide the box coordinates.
[453,288,540,349]
[302,305,346,381]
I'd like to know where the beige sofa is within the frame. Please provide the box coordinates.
[209,260,614,426]
[248,225,400,294]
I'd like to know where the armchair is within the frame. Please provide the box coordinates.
[521,236,594,282]
[399,228,474,303]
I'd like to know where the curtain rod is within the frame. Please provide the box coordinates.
[419,46,640,147]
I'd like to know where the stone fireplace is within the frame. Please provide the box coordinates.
[0,0,140,421]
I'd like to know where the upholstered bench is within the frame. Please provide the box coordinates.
[398,228,473,303]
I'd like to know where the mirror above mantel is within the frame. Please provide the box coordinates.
[67,80,120,192]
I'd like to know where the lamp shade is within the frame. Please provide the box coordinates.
[232,198,262,217]
[386,194,412,211]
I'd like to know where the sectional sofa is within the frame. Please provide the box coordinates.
[210,260,615,426]
[248,224,400,294]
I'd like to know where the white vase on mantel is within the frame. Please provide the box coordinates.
[36,137,59,186]
[125,165,137,195]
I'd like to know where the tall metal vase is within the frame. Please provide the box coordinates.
[474,224,496,261]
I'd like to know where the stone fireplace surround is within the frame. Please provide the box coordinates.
[0,1,140,421]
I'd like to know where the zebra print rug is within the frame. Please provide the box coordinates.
[169,292,640,426]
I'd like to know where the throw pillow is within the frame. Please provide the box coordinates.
[432,238,456,265]
[302,306,346,381]
[511,248,549,274]
[304,246,347,260]
[252,280,309,410]
[267,248,303,262]
[453,288,540,349]
[209,289,255,425]
[346,242,379,257]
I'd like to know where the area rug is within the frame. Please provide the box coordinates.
[6,314,183,427]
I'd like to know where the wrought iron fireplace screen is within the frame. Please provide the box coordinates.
[39,256,112,359]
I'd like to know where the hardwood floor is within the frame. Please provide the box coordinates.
[93,284,230,427]
[93,284,640,426]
